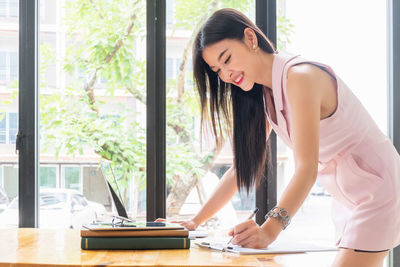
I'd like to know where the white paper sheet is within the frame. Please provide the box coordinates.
[188,230,208,239]
[196,239,337,254]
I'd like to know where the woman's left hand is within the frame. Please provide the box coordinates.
[228,219,279,249]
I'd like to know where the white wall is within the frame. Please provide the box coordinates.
[285,0,387,133]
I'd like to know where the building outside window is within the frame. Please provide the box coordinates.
[0,0,18,18]
[0,52,6,80]
[8,112,16,144]
[0,113,5,143]
[0,51,18,83]
[0,112,18,144]
[63,166,81,192]
[39,165,58,188]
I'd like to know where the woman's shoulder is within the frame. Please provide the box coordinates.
[284,53,336,88]
[286,63,327,89]
[285,64,324,100]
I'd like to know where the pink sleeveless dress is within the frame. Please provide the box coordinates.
[266,51,400,251]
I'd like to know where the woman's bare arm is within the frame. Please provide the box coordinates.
[261,64,323,235]
[191,124,273,228]
[157,166,238,230]
[230,64,327,248]
[191,166,238,227]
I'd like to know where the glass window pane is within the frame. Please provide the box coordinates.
[39,0,45,22]
[0,166,7,213]
[1,166,18,227]
[64,166,80,191]
[0,113,5,144]
[166,0,173,25]
[0,51,6,80]
[166,1,256,230]
[8,112,17,144]
[9,52,17,81]
[40,192,67,207]
[39,166,57,188]
[3,166,17,199]
[166,58,173,81]
[0,0,6,17]
[9,0,17,18]
[0,0,18,228]
[278,0,387,247]
[39,0,147,228]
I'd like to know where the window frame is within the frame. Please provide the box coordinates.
[18,0,39,228]
[146,0,167,221]
[255,0,277,225]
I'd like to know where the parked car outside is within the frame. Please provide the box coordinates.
[0,188,106,229]
[0,186,9,213]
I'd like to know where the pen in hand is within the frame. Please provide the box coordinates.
[226,207,259,246]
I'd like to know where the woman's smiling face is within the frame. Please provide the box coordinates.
[202,36,258,91]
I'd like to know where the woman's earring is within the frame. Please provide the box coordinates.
[253,44,256,49]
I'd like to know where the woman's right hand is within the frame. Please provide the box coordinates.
[154,167,237,232]
[155,218,198,230]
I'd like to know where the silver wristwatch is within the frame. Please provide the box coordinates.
[265,206,291,230]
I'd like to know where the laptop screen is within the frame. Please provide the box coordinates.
[105,179,129,219]
[100,167,129,219]
[99,166,184,228]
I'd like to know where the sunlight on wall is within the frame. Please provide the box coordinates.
[285,0,387,133]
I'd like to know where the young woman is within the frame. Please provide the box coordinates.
[163,8,400,266]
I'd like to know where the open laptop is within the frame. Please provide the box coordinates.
[83,167,182,230]
[95,166,207,238]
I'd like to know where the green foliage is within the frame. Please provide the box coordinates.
[40,0,147,206]
[173,0,252,31]
[39,0,293,208]
[277,7,295,50]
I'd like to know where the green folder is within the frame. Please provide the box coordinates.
[81,236,190,250]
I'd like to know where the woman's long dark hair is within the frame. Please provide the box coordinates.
[193,8,275,193]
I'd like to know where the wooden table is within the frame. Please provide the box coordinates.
[0,228,337,266]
